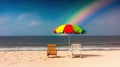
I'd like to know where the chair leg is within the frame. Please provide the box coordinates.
[69,52,72,58]
[71,53,73,58]
[80,50,82,58]
[47,54,49,58]
[80,54,82,58]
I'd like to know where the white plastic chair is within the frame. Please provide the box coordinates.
[70,43,81,58]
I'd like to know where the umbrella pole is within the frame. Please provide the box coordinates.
[69,36,72,57]
[69,36,70,51]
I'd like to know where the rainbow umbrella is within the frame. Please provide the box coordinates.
[53,24,84,34]
[53,24,85,47]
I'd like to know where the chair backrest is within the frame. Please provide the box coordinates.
[71,44,81,50]
[47,44,56,50]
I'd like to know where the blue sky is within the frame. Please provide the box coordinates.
[0,0,120,36]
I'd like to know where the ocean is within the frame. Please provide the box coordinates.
[0,36,120,50]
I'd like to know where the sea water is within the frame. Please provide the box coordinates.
[0,36,120,50]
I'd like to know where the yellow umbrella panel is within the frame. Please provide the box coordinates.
[54,25,66,34]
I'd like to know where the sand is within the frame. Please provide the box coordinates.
[0,50,120,67]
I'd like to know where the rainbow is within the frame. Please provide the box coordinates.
[56,0,117,36]
[64,0,115,26]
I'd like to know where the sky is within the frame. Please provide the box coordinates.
[0,0,120,36]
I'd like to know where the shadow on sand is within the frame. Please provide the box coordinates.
[47,56,66,58]
[72,54,102,58]
[48,54,102,58]
[81,54,102,58]
[69,54,102,58]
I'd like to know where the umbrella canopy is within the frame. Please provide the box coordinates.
[53,24,84,34]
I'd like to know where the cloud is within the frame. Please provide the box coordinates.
[28,21,41,27]
[17,13,31,21]
[0,18,4,24]
[0,17,9,25]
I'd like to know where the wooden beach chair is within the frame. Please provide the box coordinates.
[47,44,57,57]
[70,44,81,58]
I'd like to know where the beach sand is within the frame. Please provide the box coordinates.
[0,50,120,67]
